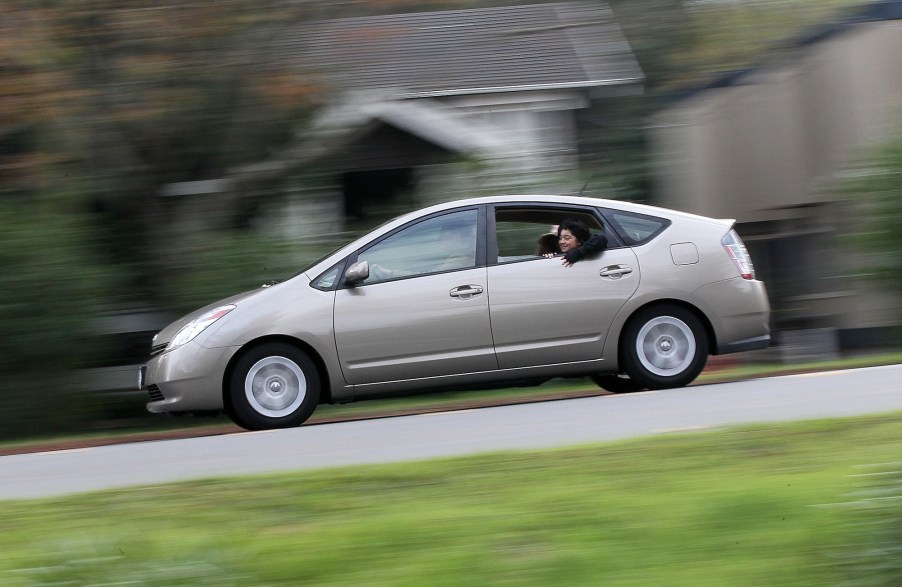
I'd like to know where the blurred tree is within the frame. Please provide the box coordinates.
[53,2,325,302]
[0,1,325,436]
[2,1,324,302]
[0,191,115,438]
[836,127,902,305]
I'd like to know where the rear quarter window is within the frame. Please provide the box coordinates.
[602,209,671,246]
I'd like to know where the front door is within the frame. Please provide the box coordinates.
[334,208,497,385]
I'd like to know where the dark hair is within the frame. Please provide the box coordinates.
[536,233,559,255]
[558,218,590,245]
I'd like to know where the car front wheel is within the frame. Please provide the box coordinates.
[620,304,708,390]
[228,343,320,430]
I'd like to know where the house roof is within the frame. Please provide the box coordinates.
[305,96,509,163]
[278,1,643,98]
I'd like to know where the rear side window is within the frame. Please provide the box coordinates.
[603,209,670,246]
[493,207,604,263]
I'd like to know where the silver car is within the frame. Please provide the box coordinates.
[140,195,770,430]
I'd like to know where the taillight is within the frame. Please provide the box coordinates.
[722,229,755,280]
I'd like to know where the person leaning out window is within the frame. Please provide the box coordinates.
[544,218,607,267]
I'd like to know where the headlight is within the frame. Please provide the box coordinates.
[166,305,236,352]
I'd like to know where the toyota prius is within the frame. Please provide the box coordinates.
[140,195,770,430]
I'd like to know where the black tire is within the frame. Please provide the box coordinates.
[228,343,320,430]
[591,373,645,393]
[620,304,708,390]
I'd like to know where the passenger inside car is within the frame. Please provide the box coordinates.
[535,232,560,256]
[544,218,607,267]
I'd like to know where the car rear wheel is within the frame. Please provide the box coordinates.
[228,343,320,430]
[621,304,708,390]
[591,373,644,393]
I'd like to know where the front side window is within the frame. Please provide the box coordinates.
[357,209,478,284]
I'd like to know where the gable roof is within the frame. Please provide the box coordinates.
[279,1,643,98]
[311,97,508,157]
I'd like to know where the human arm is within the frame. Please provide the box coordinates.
[370,263,414,281]
[562,233,607,266]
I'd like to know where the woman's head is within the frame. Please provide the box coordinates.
[536,233,559,255]
[558,218,590,253]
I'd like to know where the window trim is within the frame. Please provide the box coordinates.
[487,202,625,265]
[309,259,349,292]
[336,205,486,289]
[599,207,671,247]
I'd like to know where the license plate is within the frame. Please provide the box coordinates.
[138,365,147,390]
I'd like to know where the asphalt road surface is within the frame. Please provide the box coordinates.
[2,364,900,500]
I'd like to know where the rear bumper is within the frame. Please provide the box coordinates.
[691,277,771,356]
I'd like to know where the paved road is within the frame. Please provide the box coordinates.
[2,364,900,500]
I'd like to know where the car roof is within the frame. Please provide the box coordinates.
[409,194,728,225]
[302,194,732,279]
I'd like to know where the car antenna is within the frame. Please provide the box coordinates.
[577,175,594,197]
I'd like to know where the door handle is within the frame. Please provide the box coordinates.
[599,265,633,279]
[450,285,484,298]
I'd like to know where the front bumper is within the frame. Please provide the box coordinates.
[141,341,239,413]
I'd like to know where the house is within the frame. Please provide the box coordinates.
[268,1,644,226]
[650,0,902,357]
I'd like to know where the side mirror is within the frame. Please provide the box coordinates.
[344,260,369,285]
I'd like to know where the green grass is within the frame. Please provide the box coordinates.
[2,413,900,585]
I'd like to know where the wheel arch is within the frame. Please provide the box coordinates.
[612,299,716,370]
[222,335,333,415]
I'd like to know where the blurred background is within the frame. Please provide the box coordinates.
[1,0,900,440]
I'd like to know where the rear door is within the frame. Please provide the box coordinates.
[486,204,640,369]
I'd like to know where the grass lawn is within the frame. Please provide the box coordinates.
[1,413,900,585]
